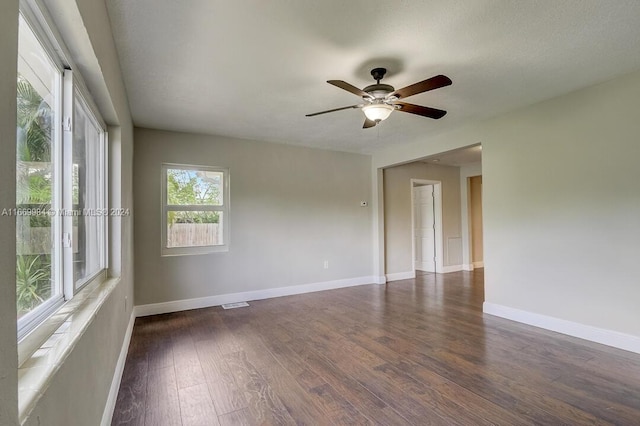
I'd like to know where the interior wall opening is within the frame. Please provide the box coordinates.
[382,144,482,282]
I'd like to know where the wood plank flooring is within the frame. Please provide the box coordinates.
[112,270,640,425]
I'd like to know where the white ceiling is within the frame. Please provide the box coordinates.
[106,0,640,154]
[421,145,482,167]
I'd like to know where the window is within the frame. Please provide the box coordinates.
[16,8,107,340]
[162,164,229,255]
[70,93,107,288]
[16,13,63,329]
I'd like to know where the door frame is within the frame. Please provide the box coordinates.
[410,179,444,274]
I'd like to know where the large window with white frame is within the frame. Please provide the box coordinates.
[69,90,107,288]
[161,164,229,256]
[15,6,108,340]
[16,12,62,331]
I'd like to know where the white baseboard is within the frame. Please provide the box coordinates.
[440,264,463,273]
[462,264,474,271]
[385,271,416,282]
[135,276,376,317]
[414,261,434,272]
[101,311,135,426]
[473,261,484,268]
[483,302,640,355]
[373,275,387,284]
[388,267,465,279]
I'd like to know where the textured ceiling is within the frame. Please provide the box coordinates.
[422,145,482,167]
[106,0,640,154]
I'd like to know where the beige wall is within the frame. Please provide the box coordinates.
[481,70,640,336]
[134,128,373,306]
[383,162,462,275]
[374,68,640,340]
[469,176,483,263]
[0,1,19,424]
[0,0,136,424]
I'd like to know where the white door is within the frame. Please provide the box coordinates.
[414,185,436,272]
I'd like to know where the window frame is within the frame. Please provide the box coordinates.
[161,163,230,256]
[63,72,108,296]
[16,7,65,340]
[17,0,109,341]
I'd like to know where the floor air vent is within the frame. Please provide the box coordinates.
[221,302,250,309]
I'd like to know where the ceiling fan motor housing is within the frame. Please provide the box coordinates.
[363,83,395,100]
[365,67,394,99]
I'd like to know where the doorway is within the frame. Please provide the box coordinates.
[411,179,443,274]
[468,175,484,268]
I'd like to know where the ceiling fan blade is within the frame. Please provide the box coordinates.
[327,80,372,98]
[363,118,377,129]
[305,105,360,117]
[390,75,452,99]
[395,101,447,119]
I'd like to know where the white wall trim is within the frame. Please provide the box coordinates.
[440,264,463,273]
[373,275,387,284]
[415,260,435,272]
[387,267,466,278]
[135,276,376,317]
[385,271,416,282]
[462,263,474,271]
[483,302,640,355]
[473,261,484,268]
[101,311,135,426]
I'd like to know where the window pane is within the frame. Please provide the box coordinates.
[16,15,60,319]
[73,98,104,285]
[167,211,223,247]
[167,169,223,206]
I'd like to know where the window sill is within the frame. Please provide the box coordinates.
[161,245,229,256]
[17,275,120,423]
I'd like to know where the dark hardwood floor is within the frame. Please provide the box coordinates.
[112,270,640,425]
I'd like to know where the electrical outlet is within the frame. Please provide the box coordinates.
[323,260,329,269]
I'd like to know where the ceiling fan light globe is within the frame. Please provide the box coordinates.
[362,103,394,122]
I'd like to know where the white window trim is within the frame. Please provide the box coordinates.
[161,163,230,256]
[62,71,108,297]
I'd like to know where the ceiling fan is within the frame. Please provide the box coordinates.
[306,68,452,128]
